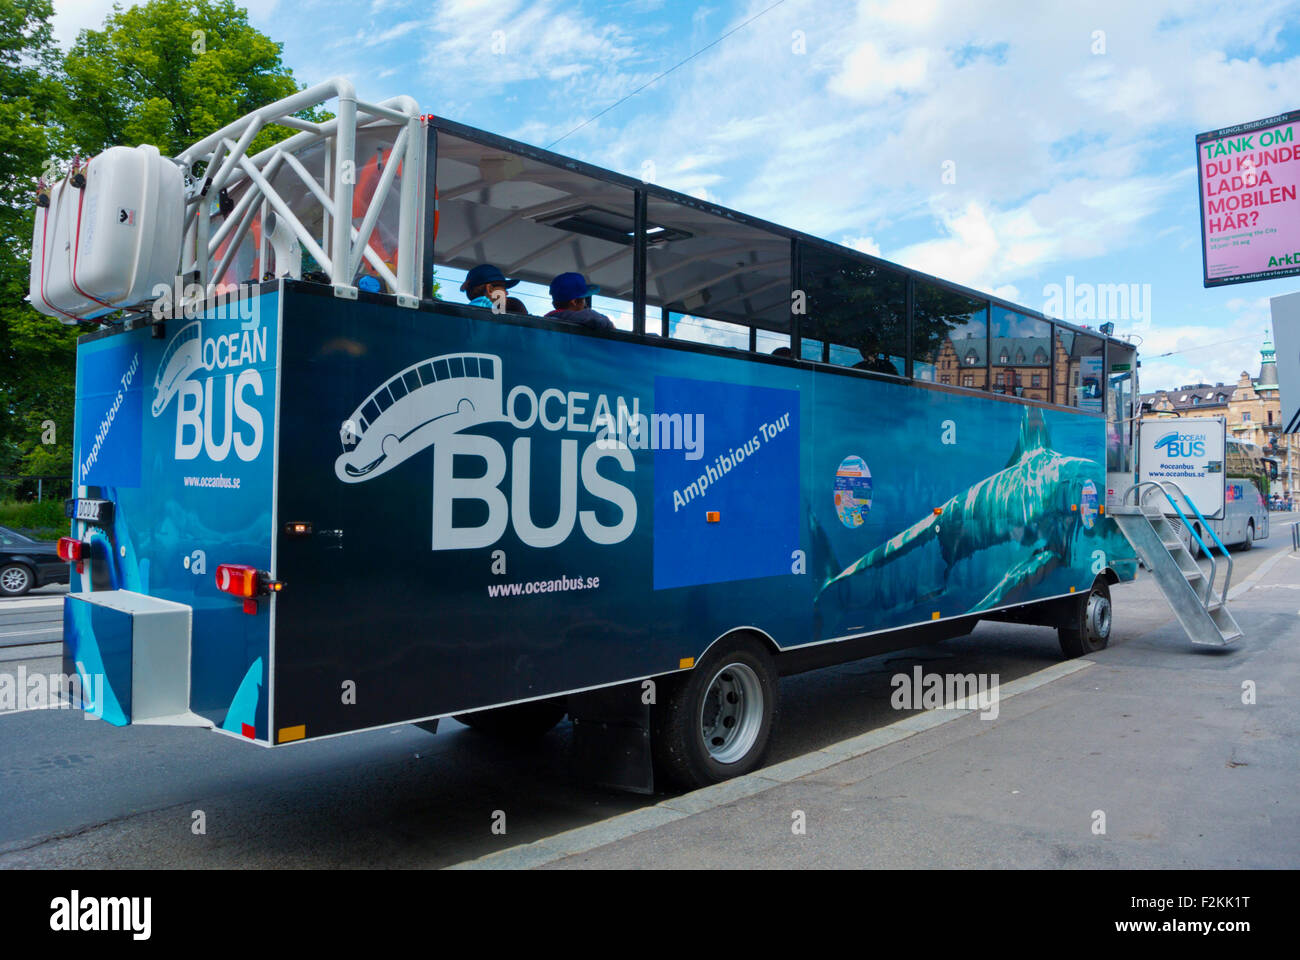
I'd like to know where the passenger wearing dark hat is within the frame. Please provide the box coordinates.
[545,272,614,330]
[461,263,519,312]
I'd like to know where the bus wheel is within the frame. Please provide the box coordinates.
[1058,578,1111,658]
[454,698,567,741]
[651,636,779,790]
[1241,521,1254,550]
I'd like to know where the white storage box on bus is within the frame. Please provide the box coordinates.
[30,144,184,322]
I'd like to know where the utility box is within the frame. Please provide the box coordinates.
[31,144,185,322]
[63,591,195,727]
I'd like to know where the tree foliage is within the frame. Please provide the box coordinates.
[2,0,317,488]
[60,0,313,157]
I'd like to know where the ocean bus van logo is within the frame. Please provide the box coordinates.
[334,353,503,482]
[1152,431,1206,458]
[153,317,268,462]
[152,320,202,416]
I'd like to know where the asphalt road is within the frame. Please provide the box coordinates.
[0,520,1295,868]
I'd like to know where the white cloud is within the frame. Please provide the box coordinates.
[52,0,280,47]
[828,41,931,101]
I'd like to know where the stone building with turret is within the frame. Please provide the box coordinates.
[1141,332,1297,502]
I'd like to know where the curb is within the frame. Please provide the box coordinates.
[447,658,1095,870]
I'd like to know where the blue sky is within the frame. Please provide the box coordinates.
[53,0,1300,389]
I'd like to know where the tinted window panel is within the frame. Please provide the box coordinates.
[914,282,987,386]
[373,387,394,413]
[479,357,494,379]
[388,376,408,400]
[417,363,436,384]
[433,358,451,381]
[362,400,381,424]
[1057,328,1104,411]
[991,308,1051,402]
[800,246,906,376]
[403,370,422,392]
[463,356,480,377]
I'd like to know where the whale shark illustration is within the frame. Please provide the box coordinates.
[818,408,1101,621]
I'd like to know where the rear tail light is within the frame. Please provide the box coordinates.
[57,536,85,575]
[215,564,283,614]
[57,537,82,561]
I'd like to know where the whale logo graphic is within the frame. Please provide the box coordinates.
[151,320,203,417]
[334,352,504,483]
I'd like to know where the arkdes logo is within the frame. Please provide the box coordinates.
[152,315,267,463]
[1153,431,1207,458]
[336,353,647,551]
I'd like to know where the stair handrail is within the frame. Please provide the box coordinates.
[1122,480,1217,604]
[1154,480,1233,603]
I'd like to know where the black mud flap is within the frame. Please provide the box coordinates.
[568,681,654,794]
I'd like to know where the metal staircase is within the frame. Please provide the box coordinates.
[1109,481,1242,646]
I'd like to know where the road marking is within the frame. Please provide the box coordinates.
[447,658,1095,870]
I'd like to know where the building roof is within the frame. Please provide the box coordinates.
[1139,383,1233,411]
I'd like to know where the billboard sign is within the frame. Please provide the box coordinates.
[1138,417,1226,520]
[1197,110,1300,287]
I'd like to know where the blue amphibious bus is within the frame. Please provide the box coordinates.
[61,108,1139,791]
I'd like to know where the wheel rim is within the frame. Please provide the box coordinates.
[1087,592,1111,640]
[1,567,29,593]
[699,661,764,765]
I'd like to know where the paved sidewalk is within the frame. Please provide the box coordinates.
[458,549,1300,869]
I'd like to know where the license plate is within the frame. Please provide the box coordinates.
[65,498,114,524]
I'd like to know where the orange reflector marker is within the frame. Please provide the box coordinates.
[933,507,942,515]
[1098,504,1105,514]
[278,725,306,743]
[931,611,941,620]
[706,511,720,523]
[679,657,695,669]
[1071,503,1078,511]
[284,521,312,536]
[1070,586,1077,593]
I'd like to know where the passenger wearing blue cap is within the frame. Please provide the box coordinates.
[460,263,519,312]
[545,272,614,330]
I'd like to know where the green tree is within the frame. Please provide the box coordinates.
[0,0,76,483]
[60,0,316,158]
[2,0,322,490]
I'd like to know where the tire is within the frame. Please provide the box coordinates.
[1058,578,1112,658]
[651,635,779,790]
[1188,524,1203,559]
[0,564,33,597]
[1241,521,1254,551]
[453,698,566,741]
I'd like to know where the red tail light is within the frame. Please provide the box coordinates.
[57,537,82,562]
[215,564,283,614]
[216,563,259,598]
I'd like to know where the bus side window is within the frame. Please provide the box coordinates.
[913,281,987,388]
[799,245,906,376]
[1056,328,1104,411]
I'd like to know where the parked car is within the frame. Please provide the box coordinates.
[0,525,69,597]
